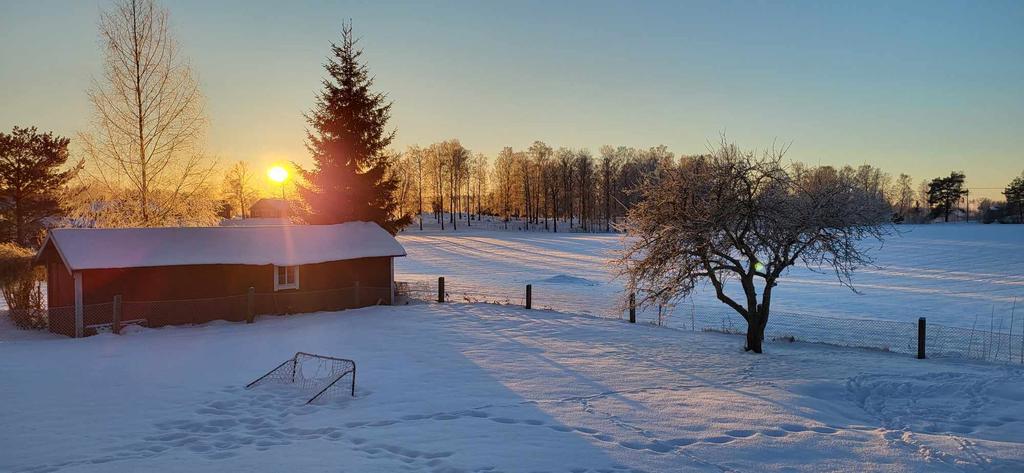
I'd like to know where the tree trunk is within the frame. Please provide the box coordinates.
[745,318,766,353]
[14,190,24,245]
[744,303,770,353]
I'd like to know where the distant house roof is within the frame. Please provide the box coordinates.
[35,222,405,272]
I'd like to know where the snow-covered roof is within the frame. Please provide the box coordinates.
[35,222,405,272]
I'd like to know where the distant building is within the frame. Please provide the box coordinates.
[219,217,290,227]
[250,198,290,219]
[34,222,405,337]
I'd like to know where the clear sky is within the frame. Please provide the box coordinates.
[2,0,1022,197]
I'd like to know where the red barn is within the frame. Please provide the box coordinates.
[34,222,406,337]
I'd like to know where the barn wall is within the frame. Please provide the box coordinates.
[79,256,392,303]
[72,256,395,331]
[44,258,75,337]
[46,259,74,307]
[301,257,392,291]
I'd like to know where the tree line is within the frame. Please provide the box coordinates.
[387,142,1024,232]
[390,142,676,232]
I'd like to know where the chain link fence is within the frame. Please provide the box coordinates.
[44,306,76,337]
[16,276,1023,365]
[400,277,1024,365]
[4,307,48,330]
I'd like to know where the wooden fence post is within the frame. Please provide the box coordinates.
[629,293,636,324]
[525,284,532,309]
[246,287,255,323]
[112,295,122,335]
[354,281,361,307]
[917,317,926,359]
[438,277,445,303]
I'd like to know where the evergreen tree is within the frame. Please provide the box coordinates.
[0,126,81,246]
[926,171,967,222]
[1004,172,1024,223]
[296,21,410,234]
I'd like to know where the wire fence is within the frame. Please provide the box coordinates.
[41,285,393,337]
[401,277,1024,365]
[16,277,1024,365]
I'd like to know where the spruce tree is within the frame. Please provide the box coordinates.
[0,126,81,246]
[297,21,410,234]
[926,172,967,222]
[1005,173,1024,223]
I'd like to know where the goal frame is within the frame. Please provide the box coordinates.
[246,352,357,404]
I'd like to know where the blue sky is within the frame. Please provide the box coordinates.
[1,0,1022,196]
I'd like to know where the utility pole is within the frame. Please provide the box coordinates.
[965,189,970,222]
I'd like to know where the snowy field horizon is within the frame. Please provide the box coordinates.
[396,221,1024,331]
[2,222,1023,472]
[2,222,1021,342]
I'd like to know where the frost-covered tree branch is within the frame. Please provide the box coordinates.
[616,138,893,353]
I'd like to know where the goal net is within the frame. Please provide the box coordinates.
[246,352,356,404]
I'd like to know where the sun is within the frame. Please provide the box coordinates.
[267,165,289,183]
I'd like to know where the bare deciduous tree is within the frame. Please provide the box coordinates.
[890,173,915,221]
[222,161,260,219]
[617,139,892,353]
[445,140,469,230]
[598,145,621,232]
[471,153,488,219]
[79,0,216,226]
[405,145,425,230]
[493,147,516,229]
[528,142,552,228]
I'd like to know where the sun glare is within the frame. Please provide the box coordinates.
[268,166,289,183]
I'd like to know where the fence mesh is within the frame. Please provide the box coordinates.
[6,308,48,330]
[928,323,1024,364]
[17,276,1024,365]
[401,277,1024,365]
[123,295,248,328]
[22,285,392,338]
[46,306,76,337]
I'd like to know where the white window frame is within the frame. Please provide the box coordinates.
[274,265,300,291]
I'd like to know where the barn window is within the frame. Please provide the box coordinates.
[274,265,300,291]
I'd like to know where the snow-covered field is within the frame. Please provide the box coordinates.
[3,303,1023,472]
[396,224,1024,330]
[2,223,1022,471]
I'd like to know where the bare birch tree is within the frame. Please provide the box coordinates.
[79,0,216,226]
[493,147,516,229]
[617,138,893,353]
[471,153,489,219]
[445,140,469,230]
[406,145,425,230]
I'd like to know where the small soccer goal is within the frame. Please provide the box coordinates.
[246,352,357,404]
